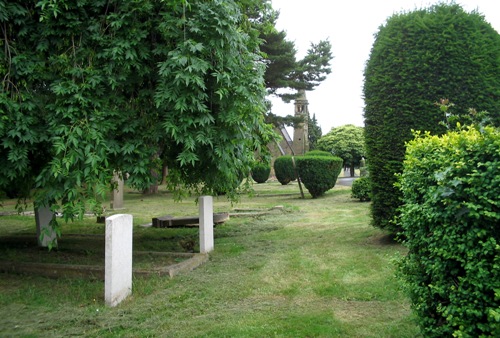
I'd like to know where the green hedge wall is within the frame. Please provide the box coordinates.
[363,3,500,232]
[295,155,343,198]
[273,156,296,185]
[397,126,500,337]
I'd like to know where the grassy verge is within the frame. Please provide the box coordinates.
[0,180,418,337]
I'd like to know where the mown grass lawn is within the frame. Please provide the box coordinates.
[0,180,419,337]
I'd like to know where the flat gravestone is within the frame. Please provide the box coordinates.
[105,214,133,307]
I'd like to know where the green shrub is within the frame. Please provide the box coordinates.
[363,3,500,232]
[397,126,500,337]
[351,177,371,201]
[304,150,332,157]
[295,155,343,198]
[273,156,296,185]
[251,163,271,184]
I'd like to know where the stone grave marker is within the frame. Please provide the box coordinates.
[199,196,214,253]
[111,171,124,210]
[35,206,57,248]
[105,214,133,307]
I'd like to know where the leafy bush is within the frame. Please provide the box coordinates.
[273,156,296,185]
[251,163,271,184]
[295,155,343,198]
[363,3,500,232]
[397,126,500,337]
[304,150,332,157]
[351,177,371,201]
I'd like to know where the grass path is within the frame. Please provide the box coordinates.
[0,183,419,337]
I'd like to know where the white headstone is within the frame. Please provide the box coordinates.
[35,206,57,248]
[105,214,133,307]
[111,171,124,210]
[199,196,214,253]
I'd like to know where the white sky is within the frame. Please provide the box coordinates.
[269,0,500,134]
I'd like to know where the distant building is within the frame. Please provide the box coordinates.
[292,90,309,156]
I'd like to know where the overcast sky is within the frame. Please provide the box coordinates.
[269,0,500,134]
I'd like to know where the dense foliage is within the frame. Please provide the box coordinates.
[273,156,296,185]
[295,155,342,198]
[397,126,500,337]
[304,150,332,157]
[261,31,333,102]
[251,163,271,183]
[307,113,322,150]
[317,124,364,177]
[363,3,500,232]
[351,177,371,202]
[0,0,276,218]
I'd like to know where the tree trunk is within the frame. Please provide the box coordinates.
[160,165,168,185]
[143,168,159,194]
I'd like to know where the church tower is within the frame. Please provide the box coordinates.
[292,90,309,155]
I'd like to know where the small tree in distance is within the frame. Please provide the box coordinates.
[316,125,364,177]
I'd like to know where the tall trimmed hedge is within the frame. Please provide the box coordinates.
[363,3,500,232]
[273,156,296,185]
[397,126,500,337]
[295,155,342,198]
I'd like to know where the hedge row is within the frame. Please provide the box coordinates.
[398,126,500,337]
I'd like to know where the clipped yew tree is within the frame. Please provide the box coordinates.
[363,3,500,232]
[251,162,271,183]
[273,156,296,185]
[398,126,500,337]
[295,154,342,198]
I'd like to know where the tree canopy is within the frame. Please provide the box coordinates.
[0,0,276,219]
[363,3,500,231]
[317,125,364,177]
[253,3,333,105]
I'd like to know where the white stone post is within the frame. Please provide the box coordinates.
[35,206,57,248]
[111,171,124,210]
[199,196,214,253]
[105,214,133,307]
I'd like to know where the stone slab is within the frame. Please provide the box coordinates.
[199,196,214,254]
[105,214,133,307]
[111,172,124,209]
[35,206,57,248]
[152,213,228,228]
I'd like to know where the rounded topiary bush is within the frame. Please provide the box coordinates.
[273,156,296,185]
[295,155,343,198]
[351,177,371,201]
[251,163,271,183]
[398,126,500,337]
[304,150,333,157]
